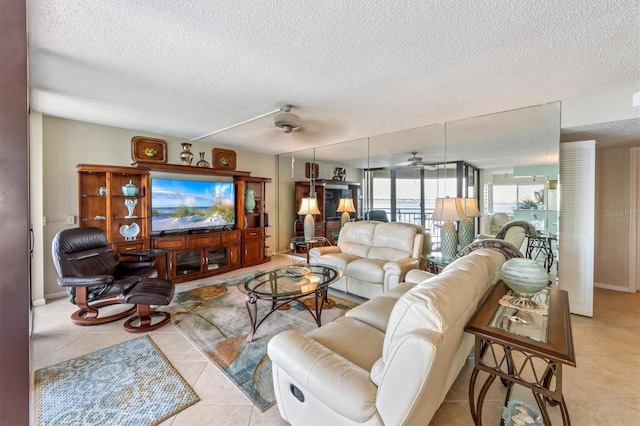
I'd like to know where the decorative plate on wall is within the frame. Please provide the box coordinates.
[131,136,168,163]
[212,148,237,170]
[305,162,319,179]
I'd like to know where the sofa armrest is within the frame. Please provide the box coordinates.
[383,257,418,275]
[404,269,435,285]
[58,275,113,287]
[309,246,341,263]
[268,330,378,423]
[382,258,418,291]
[377,329,442,426]
[475,234,496,240]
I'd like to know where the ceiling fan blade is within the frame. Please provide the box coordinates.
[393,160,416,167]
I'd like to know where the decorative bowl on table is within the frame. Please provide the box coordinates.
[280,266,311,278]
[501,258,548,309]
[502,400,543,426]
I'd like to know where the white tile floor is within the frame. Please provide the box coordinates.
[31,254,640,425]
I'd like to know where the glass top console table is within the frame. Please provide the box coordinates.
[238,264,342,342]
[464,282,576,425]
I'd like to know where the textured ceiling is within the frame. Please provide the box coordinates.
[28,0,639,157]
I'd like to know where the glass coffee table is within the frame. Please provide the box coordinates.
[238,264,342,342]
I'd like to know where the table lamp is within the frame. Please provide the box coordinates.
[459,198,481,249]
[336,198,356,228]
[432,197,466,260]
[298,197,321,241]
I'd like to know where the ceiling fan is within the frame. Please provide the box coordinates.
[392,152,438,170]
[273,105,302,133]
[191,104,303,141]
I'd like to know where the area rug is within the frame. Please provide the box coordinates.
[167,279,358,411]
[34,335,199,426]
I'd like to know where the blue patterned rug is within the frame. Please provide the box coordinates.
[34,335,199,426]
[167,281,358,411]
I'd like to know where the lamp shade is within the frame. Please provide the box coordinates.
[462,198,481,218]
[336,198,356,213]
[431,197,466,221]
[336,197,356,228]
[459,198,481,250]
[298,197,321,216]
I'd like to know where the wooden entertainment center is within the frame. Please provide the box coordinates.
[294,179,361,242]
[77,163,271,283]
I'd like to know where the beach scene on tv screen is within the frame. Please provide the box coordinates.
[151,178,235,232]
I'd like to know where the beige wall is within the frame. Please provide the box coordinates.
[38,116,276,300]
[594,145,638,290]
[33,115,640,298]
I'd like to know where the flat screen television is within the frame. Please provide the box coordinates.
[151,177,235,234]
[324,188,352,220]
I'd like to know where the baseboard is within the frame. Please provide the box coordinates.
[45,290,68,300]
[32,298,46,307]
[594,282,634,293]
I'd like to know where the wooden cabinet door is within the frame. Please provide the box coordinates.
[243,240,264,265]
[228,243,241,267]
[173,249,204,279]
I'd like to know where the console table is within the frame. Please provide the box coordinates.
[464,282,576,425]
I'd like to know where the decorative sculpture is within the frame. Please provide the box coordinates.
[124,199,138,218]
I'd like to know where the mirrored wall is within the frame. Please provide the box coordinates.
[276,102,560,258]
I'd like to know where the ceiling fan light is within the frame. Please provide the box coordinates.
[274,112,302,132]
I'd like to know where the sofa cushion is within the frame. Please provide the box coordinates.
[368,223,417,261]
[307,316,385,371]
[346,258,386,283]
[382,249,505,361]
[314,252,361,272]
[337,222,376,257]
[346,282,415,332]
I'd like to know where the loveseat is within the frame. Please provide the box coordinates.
[268,240,521,425]
[308,221,429,299]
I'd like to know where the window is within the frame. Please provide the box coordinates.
[492,184,545,215]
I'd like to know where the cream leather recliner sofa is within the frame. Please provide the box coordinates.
[268,241,520,426]
[308,221,428,299]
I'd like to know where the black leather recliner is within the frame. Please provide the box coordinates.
[364,209,389,222]
[52,227,174,331]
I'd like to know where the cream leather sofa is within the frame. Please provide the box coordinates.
[308,221,427,299]
[268,242,518,426]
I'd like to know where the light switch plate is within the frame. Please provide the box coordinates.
[66,215,76,225]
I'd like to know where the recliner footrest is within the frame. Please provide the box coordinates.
[123,279,175,333]
[125,279,174,305]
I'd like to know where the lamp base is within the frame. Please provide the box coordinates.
[440,221,458,260]
[303,214,315,241]
[459,218,474,249]
[340,211,350,228]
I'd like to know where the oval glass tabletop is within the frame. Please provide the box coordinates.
[239,263,343,298]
